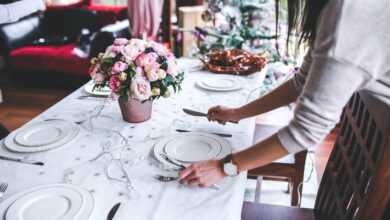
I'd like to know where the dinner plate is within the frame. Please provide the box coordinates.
[84,81,110,96]
[196,78,243,92]
[14,121,72,147]
[0,184,94,220]
[154,132,232,168]
[164,135,222,162]
[4,120,80,153]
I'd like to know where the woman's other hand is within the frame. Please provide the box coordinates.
[207,105,240,125]
[179,160,226,187]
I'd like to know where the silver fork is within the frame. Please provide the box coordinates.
[0,182,8,200]
[155,175,221,190]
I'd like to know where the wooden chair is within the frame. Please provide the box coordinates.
[242,91,390,220]
[247,107,307,206]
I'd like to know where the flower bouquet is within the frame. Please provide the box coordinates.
[89,38,184,123]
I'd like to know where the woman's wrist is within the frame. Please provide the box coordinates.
[230,108,242,122]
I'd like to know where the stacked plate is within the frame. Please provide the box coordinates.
[84,81,111,96]
[196,78,243,92]
[0,184,94,220]
[154,132,232,168]
[3,120,79,153]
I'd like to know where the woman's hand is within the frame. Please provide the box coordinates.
[207,106,240,125]
[179,160,226,187]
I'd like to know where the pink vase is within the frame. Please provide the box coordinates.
[118,97,153,123]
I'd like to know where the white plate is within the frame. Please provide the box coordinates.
[14,121,72,147]
[154,132,232,168]
[4,121,80,153]
[84,82,110,96]
[202,78,236,89]
[196,78,243,92]
[0,184,94,220]
[164,135,222,162]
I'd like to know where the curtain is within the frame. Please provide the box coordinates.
[127,0,164,40]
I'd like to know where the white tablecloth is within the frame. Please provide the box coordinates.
[0,58,265,220]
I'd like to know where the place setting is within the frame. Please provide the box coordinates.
[0,119,80,166]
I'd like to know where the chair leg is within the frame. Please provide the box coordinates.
[291,177,302,207]
[254,176,263,203]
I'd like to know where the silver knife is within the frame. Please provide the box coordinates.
[106,202,121,220]
[0,155,44,166]
[182,108,238,124]
[176,129,232,138]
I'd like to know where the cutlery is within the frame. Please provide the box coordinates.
[106,202,121,220]
[0,182,8,200]
[0,155,44,166]
[182,108,238,124]
[155,175,221,190]
[77,95,107,100]
[176,129,232,138]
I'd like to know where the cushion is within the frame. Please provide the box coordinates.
[9,43,90,76]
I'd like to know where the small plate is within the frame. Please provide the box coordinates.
[0,184,94,220]
[196,78,243,92]
[164,135,222,162]
[202,78,236,89]
[14,121,72,147]
[84,81,110,96]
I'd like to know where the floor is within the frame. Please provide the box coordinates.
[0,79,335,208]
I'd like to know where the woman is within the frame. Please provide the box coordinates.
[179,0,390,187]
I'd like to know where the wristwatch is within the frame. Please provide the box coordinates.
[222,154,239,177]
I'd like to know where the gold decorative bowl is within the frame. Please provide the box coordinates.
[200,49,267,75]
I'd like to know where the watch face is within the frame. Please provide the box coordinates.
[224,163,238,176]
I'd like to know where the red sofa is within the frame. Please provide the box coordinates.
[0,2,129,82]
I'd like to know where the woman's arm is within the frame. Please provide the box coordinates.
[208,52,312,123]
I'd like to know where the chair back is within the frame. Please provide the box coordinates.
[314,92,390,220]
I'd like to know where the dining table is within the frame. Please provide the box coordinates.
[0,58,268,220]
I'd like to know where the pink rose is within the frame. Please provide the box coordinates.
[109,75,121,93]
[114,38,129,46]
[130,77,151,101]
[135,66,144,77]
[129,39,146,51]
[144,62,160,82]
[136,52,158,67]
[112,61,128,73]
[122,45,143,61]
[150,41,169,56]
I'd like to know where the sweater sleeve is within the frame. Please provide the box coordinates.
[277,57,370,153]
[290,51,313,94]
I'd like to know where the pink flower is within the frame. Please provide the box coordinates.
[135,66,144,77]
[122,45,143,61]
[150,41,169,56]
[135,52,158,67]
[129,39,146,51]
[130,77,151,101]
[144,62,160,82]
[109,75,121,93]
[112,61,128,73]
[114,38,129,46]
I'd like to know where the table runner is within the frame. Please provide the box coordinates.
[0,58,265,220]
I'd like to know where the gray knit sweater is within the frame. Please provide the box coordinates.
[277,0,390,153]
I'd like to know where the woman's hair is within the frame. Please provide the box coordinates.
[280,0,329,46]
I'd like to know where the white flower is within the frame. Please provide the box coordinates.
[130,77,152,101]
